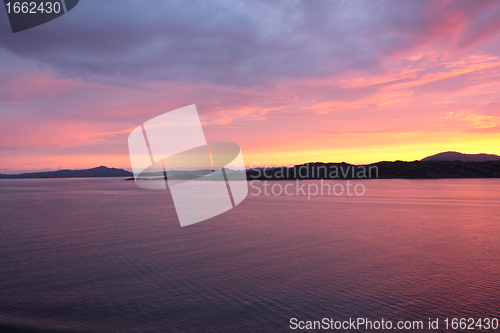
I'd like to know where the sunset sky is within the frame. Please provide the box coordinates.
[1,0,500,173]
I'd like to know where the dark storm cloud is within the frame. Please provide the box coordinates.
[1,0,498,87]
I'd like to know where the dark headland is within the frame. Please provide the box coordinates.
[247,152,500,180]
[0,152,499,180]
[0,166,132,179]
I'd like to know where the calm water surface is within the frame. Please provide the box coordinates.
[0,178,499,332]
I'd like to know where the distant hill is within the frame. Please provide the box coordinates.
[2,158,500,180]
[247,160,500,179]
[0,167,217,180]
[422,151,500,162]
[0,166,133,179]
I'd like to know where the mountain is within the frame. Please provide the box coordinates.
[2,156,500,180]
[247,160,500,179]
[0,166,132,179]
[421,151,500,162]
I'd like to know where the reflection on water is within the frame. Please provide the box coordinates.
[0,178,499,332]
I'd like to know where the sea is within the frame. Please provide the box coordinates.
[0,178,499,332]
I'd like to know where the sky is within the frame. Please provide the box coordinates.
[1,0,500,173]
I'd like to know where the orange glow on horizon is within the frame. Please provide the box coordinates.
[3,14,500,173]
